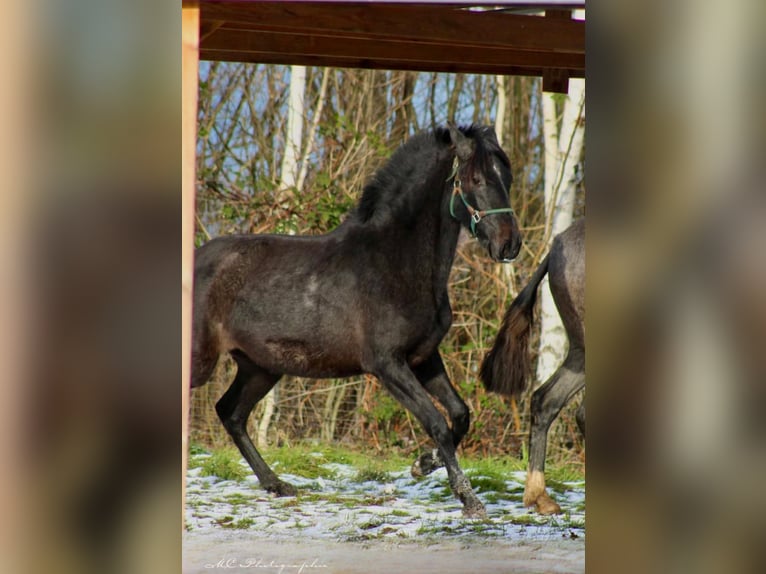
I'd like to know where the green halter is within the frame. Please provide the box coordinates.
[447,157,515,237]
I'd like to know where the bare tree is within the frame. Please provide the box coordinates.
[536,78,586,383]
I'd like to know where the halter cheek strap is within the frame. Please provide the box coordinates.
[447,157,515,237]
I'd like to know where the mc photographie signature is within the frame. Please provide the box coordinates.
[205,558,328,573]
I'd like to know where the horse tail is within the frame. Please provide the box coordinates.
[480,254,550,397]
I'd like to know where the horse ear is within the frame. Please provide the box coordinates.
[485,127,500,145]
[447,123,475,162]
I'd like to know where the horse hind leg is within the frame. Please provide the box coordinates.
[215,351,294,496]
[190,330,219,389]
[410,352,469,478]
[576,400,585,437]
[524,347,585,515]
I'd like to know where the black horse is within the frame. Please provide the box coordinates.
[480,219,584,514]
[191,125,521,517]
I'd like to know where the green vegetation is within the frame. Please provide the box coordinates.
[262,443,410,477]
[187,442,585,539]
[190,443,583,485]
[353,467,392,483]
[215,515,255,529]
[464,453,584,484]
[199,448,248,482]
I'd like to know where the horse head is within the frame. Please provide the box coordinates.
[447,124,522,262]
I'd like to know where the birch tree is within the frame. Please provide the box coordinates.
[494,74,515,292]
[536,77,585,384]
[277,65,306,200]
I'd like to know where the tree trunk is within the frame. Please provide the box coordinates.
[536,78,585,385]
[494,75,516,290]
[277,65,306,201]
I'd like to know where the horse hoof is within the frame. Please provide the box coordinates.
[410,451,442,478]
[535,494,562,515]
[523,491,538,508]
[268,481,297,497]
[462,502,488,519]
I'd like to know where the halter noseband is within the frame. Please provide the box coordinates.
[447,157,514,237]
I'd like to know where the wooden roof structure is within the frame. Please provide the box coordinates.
[196,1,584,93]
[181,1,585,507]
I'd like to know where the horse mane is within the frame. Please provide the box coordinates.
[349,124,509,228]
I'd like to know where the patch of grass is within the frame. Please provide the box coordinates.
[297,492,330,503]
[572,501,586,513]
[223,492,258,505]
[463,453,584,495]
[427,486,452,502]
[187,442,209,470]
[343,533,376,542]
[359,518,384,530]
[361,495,396,506]
[545,478,571,495]
[229,517,255,529]
[463,455,526,478]
[462,453,584,484]
[301,492,367,508]
[482,492,501,504]
[388,509,411,518]
[541,509,585,530]
[542,464,585,484]
[263,443,411,477]
[200,448,248,482]
[215,515,256,530]
[262,446,339,479]
[273,497,301,509]
[467,475,508,494]
[464,521,502,536]
[353,467,392,483]
[505,514,539,526]
[416,523,459,536]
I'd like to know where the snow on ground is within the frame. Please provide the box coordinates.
[184,453,585,545]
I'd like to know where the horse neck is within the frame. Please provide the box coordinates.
[390,165,461,300]
[431,186,462,295]
[343,147,461,299]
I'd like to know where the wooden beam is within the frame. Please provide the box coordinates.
[200,2,585,55]
[202,27,584,72]
[201,49,584,78]
[542,9,573,93]
[181,3,199,523]
[200,19,224,43]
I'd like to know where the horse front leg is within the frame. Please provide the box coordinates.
[525,348,585,514]
[410,352,470,478]
[373,357,486,518]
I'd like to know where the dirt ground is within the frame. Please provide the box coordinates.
[183,533,584,574]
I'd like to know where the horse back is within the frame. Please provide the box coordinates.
[193,229,448,378]
[193,233,372,377]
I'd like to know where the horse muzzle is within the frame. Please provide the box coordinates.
[483,217,522,262]
[490,235,521,262]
